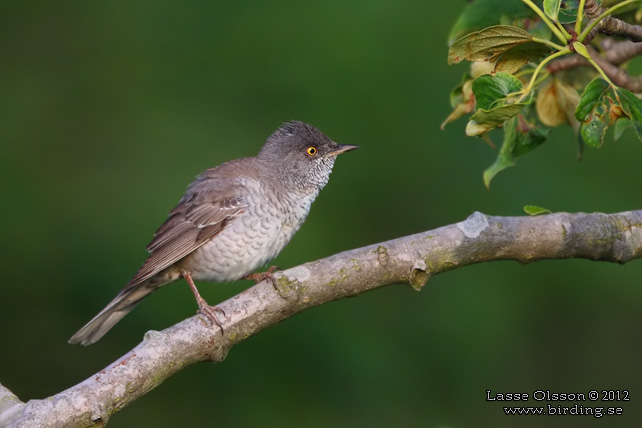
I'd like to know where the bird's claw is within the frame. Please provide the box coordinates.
[244,265,281,284]
[197,303,225,331]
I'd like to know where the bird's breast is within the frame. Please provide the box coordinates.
[181,181,318,283]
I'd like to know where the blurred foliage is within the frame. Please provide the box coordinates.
[445,0,642,187]
[1,1,642,427]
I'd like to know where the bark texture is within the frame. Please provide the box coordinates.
[1,210,641,427]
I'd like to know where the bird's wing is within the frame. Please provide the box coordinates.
[123,172,250,291]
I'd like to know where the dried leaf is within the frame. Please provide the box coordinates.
[448,25,535,64]
[536,81,567,127]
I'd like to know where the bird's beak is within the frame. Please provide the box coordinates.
[326,144,360,157]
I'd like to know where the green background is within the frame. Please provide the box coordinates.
[2,1,642,427]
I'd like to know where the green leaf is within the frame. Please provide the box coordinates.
[524,205,552,215]
[483,113,548,187]
[575,78,620,148]
[558,0,581,24]
[467,104,527,136]
[467,73,532,136]
[575,78,642,148]
[613,118,632,141]
[543,0,562,21]
[448,25,535,65]
[572,42,590,59]
[448,0,531,45]
[472,73,523,110]
[615,87,642,141]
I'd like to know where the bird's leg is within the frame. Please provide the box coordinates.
[182,271,224,329]
[244,265,281,284]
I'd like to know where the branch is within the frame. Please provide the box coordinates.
[587,44,642,91]
[584,0,642,42]
[602,40,642,65]
[547,43,642,92]
[0,385,22,427]
[2,210,642,427]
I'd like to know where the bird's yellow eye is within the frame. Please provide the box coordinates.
[306,146,317,156]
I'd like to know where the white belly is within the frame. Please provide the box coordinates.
[180,185,318,283]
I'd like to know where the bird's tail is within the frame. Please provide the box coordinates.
[69,277,169,346]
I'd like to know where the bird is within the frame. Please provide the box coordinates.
[69,121,358,345]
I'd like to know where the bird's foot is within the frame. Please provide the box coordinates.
[246,266,299,300]
[182,271,224,331]
[244,265,281,284]
[196,302,225,330]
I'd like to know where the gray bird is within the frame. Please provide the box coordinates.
[69,121,358,345]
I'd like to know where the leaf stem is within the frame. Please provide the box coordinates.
[517,48,571,102]
[586,56,617,88]
[514,67,536,79]
[532,37,565,51]
[522,0,569,43]
[575,0,587,35]
[570,41,618,89]
[555,21,573,40]
[578,0,642,42]
[532,71,551,88]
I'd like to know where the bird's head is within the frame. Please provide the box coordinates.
[258,121,358,190]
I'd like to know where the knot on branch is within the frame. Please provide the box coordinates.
[271,272,302,302]
[375,245,390,267]
[585,0,602,18]
[458,211,489,239]
[409,259,429,291]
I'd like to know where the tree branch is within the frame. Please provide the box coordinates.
[547,43,642,92]
[584,0,642,43]
[0,385,23,427]
[2,210,642,427]
[602,39,642,65]
[587,45,642,91]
